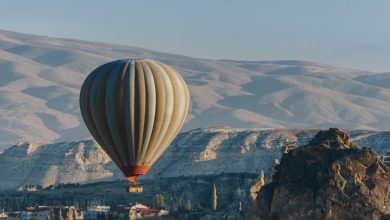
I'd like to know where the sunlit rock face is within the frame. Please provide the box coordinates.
[250,128,390,220]
[0,127,388,191]
[0,140,121,191]
[146,127,389,179]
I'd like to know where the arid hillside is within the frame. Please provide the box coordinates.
[1,29,390,150]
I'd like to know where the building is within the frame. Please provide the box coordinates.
[0,210,7,219]
[24,185,43,192]
[46,206,84,220]
[84,205,110,219]
[19,205,85,220]
[129,203,166,219]
[5,212,21,220]
[110,205,131,219]
[22,206,51,220]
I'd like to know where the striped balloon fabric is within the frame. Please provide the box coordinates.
[80,59,190,182]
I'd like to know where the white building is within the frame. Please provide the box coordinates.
[24,185,43,192]
[0,210,8,219]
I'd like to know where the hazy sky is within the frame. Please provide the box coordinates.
[0,0,390,72]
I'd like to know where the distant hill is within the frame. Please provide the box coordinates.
[0,29,390,150]
[0,127,388,190]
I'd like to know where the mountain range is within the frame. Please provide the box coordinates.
[0,127,388,191]
[0,29,389,150]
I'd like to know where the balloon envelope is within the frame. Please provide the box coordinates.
[80,59,190,182]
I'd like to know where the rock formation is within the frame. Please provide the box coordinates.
[0,127,388,191]
[250,128,390,220]
[250,170,265,201]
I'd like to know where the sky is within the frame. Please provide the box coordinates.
[0,0,390,72]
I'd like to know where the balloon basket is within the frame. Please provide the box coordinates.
[127,184,143,193]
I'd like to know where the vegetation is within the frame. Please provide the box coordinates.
[154,193,166,209]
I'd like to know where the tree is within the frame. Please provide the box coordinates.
[184,200,192,211]
[154,194,166,209]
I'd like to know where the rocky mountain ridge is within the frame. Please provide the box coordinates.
[0,127,388,191]
[1,29,390,150]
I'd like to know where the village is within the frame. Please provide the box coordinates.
[0,182,245,220]
[0,202,244,220]
[0,204,169,220]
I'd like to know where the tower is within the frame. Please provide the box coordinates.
[212,182,217,211]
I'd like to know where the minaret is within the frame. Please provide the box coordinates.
[212,182,217,211]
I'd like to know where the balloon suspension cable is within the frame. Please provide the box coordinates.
[127,176,138,184]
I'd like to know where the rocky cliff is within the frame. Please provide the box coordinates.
[0,127,388,191]
[250,128,390,220]
[0,140,122,190]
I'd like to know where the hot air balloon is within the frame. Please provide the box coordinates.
[79,59,190,192]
